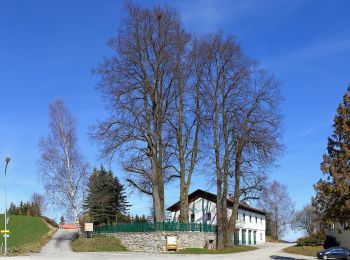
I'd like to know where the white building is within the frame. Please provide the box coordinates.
[167,189,266,245]
[328,223,350,248]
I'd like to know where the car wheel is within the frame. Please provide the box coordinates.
[322,256,327,260]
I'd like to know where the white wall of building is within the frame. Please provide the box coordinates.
[329,223,350,248]
[170,197,266,245]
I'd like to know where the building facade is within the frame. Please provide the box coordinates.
[167,189,266,245]
[328,223,350,248]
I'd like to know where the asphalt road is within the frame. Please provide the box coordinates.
[40,229,78,254]
[8,230,317,260]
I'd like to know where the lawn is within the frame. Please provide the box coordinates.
[266,235,289,243]
[283,245,323,257]
[0,214,56,255]
[72,235,127,252]
[175,246,257,254]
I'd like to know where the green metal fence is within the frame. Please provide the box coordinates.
[94,222,216,234]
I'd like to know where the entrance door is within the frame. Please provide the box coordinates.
[234,229,239,245]
[242,229,246,245]
[248,230,252,245]
[253,231,257,245]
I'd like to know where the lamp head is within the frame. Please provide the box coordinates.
[5,157,10,165]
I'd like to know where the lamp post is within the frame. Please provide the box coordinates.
[4,157,10,255]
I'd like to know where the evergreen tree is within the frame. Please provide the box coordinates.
[84,166,129,225]
[8,203,17,215]
[313,86,350,227]
[60,215,65,224]
[265,213,272,237]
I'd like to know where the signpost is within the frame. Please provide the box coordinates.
[85,223,93,238]
[166,236,177,251]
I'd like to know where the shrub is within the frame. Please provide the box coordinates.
[323,235,340,249]
[297,232,325,246]
[42,216,59,228]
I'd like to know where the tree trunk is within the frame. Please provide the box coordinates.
[179,179,189,223]
[152,183,165,222]
[225,146,243,247]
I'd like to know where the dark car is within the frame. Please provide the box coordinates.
[317,247,350,259]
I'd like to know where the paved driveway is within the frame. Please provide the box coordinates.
[11,231,317,260]
[40,229,78,255]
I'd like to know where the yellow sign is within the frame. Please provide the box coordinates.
[1,230,10,234]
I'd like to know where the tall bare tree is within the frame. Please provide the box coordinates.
[199,34,250,249]
[166,36,205,223]
[39,99,88,222]
[258,181,295,240]
[291,203,317,236]
[92,4,188,222]
[199,33,283,248]
[225,69,283,246]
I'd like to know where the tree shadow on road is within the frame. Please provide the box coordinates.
[270,256,313,260]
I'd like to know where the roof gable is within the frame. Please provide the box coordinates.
[166,189,266,215]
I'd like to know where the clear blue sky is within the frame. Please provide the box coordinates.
[1,0,350,240]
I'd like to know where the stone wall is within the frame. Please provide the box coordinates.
[102,231,216,253]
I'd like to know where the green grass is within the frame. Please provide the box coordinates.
[266,235,289,243]
[0,214,56,255]
[72,235,127,252]
[283,245,323,257]
[174,246,257,254]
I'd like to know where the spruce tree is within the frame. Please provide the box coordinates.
[84,166,129,225]
[60,215,65,224]
[313,86,350,227]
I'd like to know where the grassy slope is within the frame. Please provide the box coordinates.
[266,235,289,243]
[0,214,56,254]
[72,235,127,252]
[283,245,323,257]
[175,246,258,254]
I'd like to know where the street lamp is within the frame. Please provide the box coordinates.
[4,157,10,255]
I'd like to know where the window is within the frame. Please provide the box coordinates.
[206,213,211,221]
[260,233,262,240]
[255,217,258,223]
[190,214,195,223]
[243,214,246,222]
[260,218,263,224]
[249,215,252,222]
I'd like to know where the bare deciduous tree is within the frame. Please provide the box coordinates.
[258,181,295,240]
[198,33,283,247]
[39,99,88,222]
[91,4,187,222]
[91,3,283,245]
[226,69,283,246]
[166,36,204,223]
[31,192,46,216]
[199,34,250,249]
[291,203,317,236]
